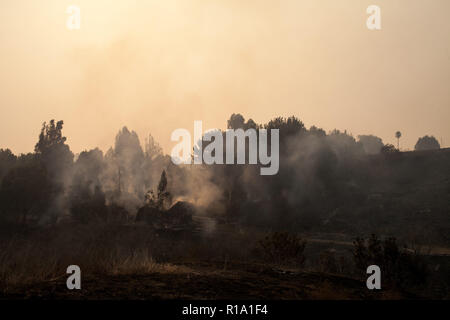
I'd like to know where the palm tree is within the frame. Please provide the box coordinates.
[395,131,402,150]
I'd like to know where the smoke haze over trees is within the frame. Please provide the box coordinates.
[0,114,448,246]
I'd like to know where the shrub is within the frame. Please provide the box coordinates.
[352,234,428,288]
[258,232,307,267]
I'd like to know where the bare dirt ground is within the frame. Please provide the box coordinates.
[1,261,411,300]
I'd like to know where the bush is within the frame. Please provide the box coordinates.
[415,135,440,151]
[352,234,428,288]
[258,232,307,267]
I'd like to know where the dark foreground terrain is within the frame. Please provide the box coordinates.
[2,260,413,300]
[1,223,449,300]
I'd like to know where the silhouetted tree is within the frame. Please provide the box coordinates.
[69,182,108,224]
[34,120,74,182]
[74,148,104,184]
[245,118,259,130]
[381,144,399,153]
[265,116,306,138]
[145,133,163,160]
[358,135,384,155]
[309,126,326,137]
[395,131,402,150]
[227,113,260,131]
[35,120,66,153]
[145,170,172,211]
[227,113,246,129]
[113,127,145,195]
[327,129,363,158]
[0,149,17,183]
[0,161,52,225]
[414,135,440,151]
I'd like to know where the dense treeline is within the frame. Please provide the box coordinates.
[0,120,171,227]
[0,115,447,245]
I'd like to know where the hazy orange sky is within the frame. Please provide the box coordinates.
[1,0,449,154]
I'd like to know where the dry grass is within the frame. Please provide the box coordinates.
[0,224,196,292]
[104,248,190,275]
[0,222,259,292]
[0,238,61,287]
[1,224,444,299]
[0,241,190,292]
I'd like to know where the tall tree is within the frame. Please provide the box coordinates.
[145,133,163,160]
[395,131,402,150]
[113,127,145,195]
[145,170,172,210]
[34,120,74,182]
